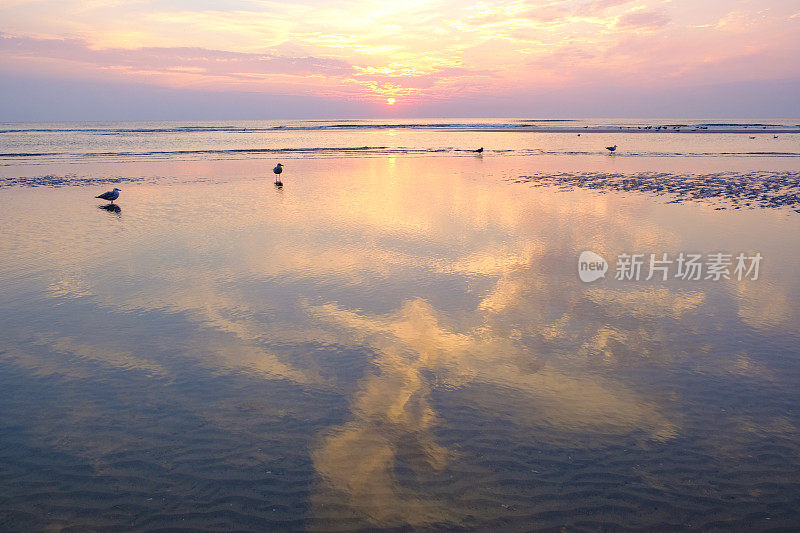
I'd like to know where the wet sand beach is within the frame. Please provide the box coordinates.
[1,122,800,530]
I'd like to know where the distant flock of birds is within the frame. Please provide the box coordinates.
[92,135,777,205]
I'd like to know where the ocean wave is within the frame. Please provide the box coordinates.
[2,147,800,161]
[0,146,484,159]
[0,175,149,188]
[0,123,523,134]
[2,120,798,135]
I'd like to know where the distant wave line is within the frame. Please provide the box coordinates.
[3,147,800,162]
[1,123,525,134]
[0,146,466,158]
[2,121,798,135]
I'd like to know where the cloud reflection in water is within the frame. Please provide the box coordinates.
[0,157,798,528]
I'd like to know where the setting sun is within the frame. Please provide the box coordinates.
[1,0,800,528]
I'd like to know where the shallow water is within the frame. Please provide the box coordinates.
[1,118,799,163]
[1,151,800,530]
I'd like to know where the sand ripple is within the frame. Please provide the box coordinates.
[512,171,800,212]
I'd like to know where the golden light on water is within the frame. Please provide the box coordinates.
[387,98,396,105]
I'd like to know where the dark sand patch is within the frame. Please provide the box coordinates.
[0,175,149,189]
[510,171,800,212]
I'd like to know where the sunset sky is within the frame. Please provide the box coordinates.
[1,0,799,120]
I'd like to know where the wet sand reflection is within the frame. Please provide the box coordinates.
[0,157,798,528]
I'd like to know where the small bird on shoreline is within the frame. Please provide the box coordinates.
[96,187,121,203]
[474,147,484,153]
[273,163,283,185]
[606,145,617,152]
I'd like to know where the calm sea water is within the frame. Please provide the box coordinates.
[1,118,800,164]
[1,121,799,530]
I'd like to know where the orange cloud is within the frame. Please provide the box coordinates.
[1,0,799,107]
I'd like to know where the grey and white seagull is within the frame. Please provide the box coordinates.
[605,145,617,152]
[96,187,121,203]
[273,163,284,185]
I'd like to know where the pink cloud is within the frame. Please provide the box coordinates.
[575,0,636,17]
[519,0,635,22]
[0,33,355,78]
[518,5,572,23]
[615,10,670,30]
[0,32,498,101]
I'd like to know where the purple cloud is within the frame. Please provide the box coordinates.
[0,33,355,78]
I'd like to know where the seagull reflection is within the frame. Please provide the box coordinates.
[98,203,121,217]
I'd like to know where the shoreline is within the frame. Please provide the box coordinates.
[2,151,799,181]
[444,127,800,134]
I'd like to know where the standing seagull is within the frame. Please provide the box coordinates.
[96,187,121,203]
[273,163,283,185]
[605,145,617,152]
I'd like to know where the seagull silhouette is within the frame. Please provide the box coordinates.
[96,187,121,203]
[605,145,617,152]
[273,163,283,185]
